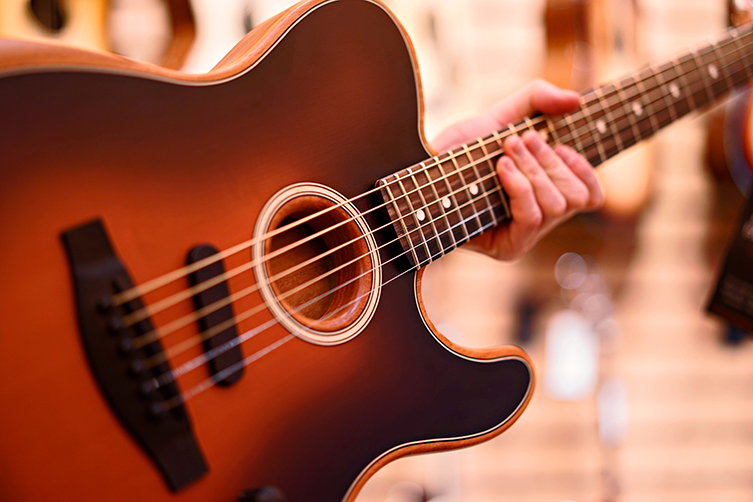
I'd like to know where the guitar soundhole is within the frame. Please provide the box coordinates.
[253,183,382,345]
[264,195,372,332]
[28,0,66,33]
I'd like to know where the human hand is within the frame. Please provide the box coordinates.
[432,80,605,261]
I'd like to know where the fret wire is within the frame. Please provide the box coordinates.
[595,85,625,153]
[726,28,747,81]
[545,117,561,144]
[684,51,708,105]
[552,31,750,161]
[464,143,498,225]
[615,77,643,143]
[449,150,484,231]
[460,141,494,229]
[366,29,753,277]
[392,27,753,265]
[380,178,420,266]
[690,47,714,103]
[411,27,750,202]
[435,156,471,243]
[373,25,753,251]
[422,162,457,250]
[680,54,708,109]
[581,96,607,164]
[741,29,753,77]
[393,184,507,259]
[477,138,511,218]
[409,167,445,257]
[552,29,752,164]
[491,129,505,149]
[634,75,659,137]
[573,37,752,157]
[602,84,628,150]
[581,90,615,160]
[731,30,753,81]
[563,114,584,152]
[741,30,753,79]
[739,30,753,79]
[394,168,505,248]
[710,35,736,90]
[668,60,693,117]
[698,42,728,99]
[653,62,679,122]
[583,84,629,156]
[727,33,748,85]
[578,65,686,155]
[675,56,699,110]
[396,174,433,263]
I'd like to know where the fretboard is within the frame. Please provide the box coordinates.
[378,24,753,269]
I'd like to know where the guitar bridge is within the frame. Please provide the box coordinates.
[62,219,207,491]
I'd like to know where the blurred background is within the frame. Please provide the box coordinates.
[7,0,753,500]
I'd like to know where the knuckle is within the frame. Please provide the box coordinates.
[510,249,525,261]
[570,187,590,208]
[526,207,544,228]
[590,190,606,209]
[518,181,536,201]
[549,195,567,217]
[529,78,548,92]
[503,242,529,262]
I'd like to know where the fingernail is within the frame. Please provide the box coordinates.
[499,156,515,172]
[556,145,573,162]
[525,132,545,154]
[507,135,524,155]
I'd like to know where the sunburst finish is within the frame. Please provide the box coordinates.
[0,1,534,501]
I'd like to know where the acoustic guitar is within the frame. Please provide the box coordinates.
[0,1,751,501]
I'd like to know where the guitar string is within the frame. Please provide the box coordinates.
[110,114,544,308]
[153,205,502,411]
[126,29,753,324]
[573,33,753,157]
[126,43,753,370]
[133,75,688,376]
[110,25,753,309]
[121,157,506,331]
[144,43,753,405]
[121,38,753,342]
[145,53,753,410]
[134,174,504,359]
[145,199,502,391]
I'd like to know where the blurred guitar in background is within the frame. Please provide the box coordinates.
[0,0,196,68]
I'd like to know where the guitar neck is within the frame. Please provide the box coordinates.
[379,23,753,269]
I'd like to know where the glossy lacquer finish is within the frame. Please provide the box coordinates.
[0,1,533,501]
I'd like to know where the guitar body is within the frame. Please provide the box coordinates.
[0,1,533,501]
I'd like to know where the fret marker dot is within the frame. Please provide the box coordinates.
[416,209,426,222]
[469,184,479,196]
[708,64,719,79]
[670,83,680,99]
[632,101,643,116]
[442,197,451,209]
[596,120,607,134]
